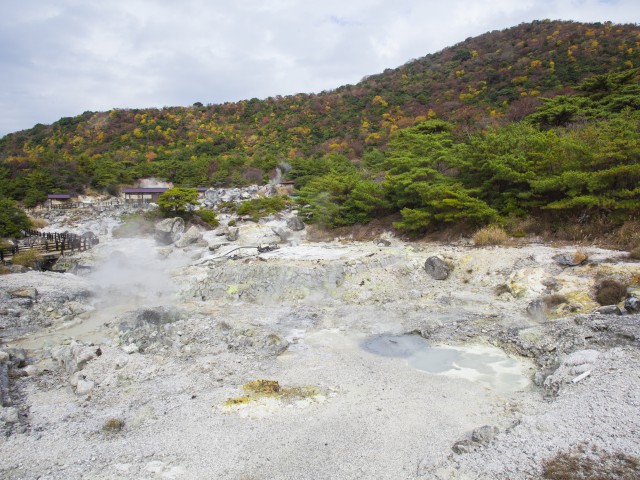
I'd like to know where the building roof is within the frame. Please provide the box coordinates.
[124,187,208,194]
[123,188,169,194]
[47,194,71,199]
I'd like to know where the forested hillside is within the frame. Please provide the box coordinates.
[1,19,640,238]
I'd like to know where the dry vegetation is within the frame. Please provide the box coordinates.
[28,216,48,229]
[473,225,509,246]
[543,444,640,480]
[11,250,42,269]
[594,279,628,306]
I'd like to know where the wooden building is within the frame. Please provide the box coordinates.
[47,194,72,208]
[123,187,208,203]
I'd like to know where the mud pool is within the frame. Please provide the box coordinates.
[363,334,533,393]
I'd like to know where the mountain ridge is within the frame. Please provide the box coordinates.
[1,20,639,212]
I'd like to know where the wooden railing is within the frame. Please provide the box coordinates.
[29,200,150,211]
[0,229,99,264]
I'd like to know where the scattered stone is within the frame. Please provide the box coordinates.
[471,425,499,445]
[7,265,28,274]
[526,299,546,321]
[424,256,450,280]
[122,344,139,354]
[8,288,38,301]
[594,305,623,315]
[452,439,477,454]
[1,406,19,424]
[23,365,39,377]
[554,251,588,266]
[50,342,97,373]
[226,227,239,242]
[624,296,640,313]
[376,239,391,247]
[75,379,95,396]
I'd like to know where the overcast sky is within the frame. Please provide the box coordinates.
[1,0,639,137]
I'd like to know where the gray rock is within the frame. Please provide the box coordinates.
[117,307,185,353]
[526,299,546,321]
[554,251,588,266]
[7,265,28,274]
[50,343,97,373]
[154,217,185,245]
[286,216,305,231]
[452,439,477,454]
[471,425,499,445]
[424,256,450,280]
[1,406,19,424]
[175,225,203,248]
[376,239,391,247]
[4,349,26,367]
[226,227,239,242]
[8,288,38,301]
[624,296,640,313]
[594,305,623,315]
[271,227,291,242]
[76,379,95,396]
[203,188,218,207]
[122,344,139,354]
[263,334,289,356]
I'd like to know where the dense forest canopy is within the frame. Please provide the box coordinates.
[1,19,640,236]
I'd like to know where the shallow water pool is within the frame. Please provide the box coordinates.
[363,334,532,393]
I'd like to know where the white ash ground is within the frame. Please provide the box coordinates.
[1,210,639,479]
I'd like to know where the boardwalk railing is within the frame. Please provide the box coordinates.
[28,200,151,212]
[0,229,99,264]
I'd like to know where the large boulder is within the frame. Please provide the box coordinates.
[424,256,450,280]
[203,188,218,207]
[154,217,185,245]
[271,226,291,243]
[175,225,203,248]
[286,216,305,231]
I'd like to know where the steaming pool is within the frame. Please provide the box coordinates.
[363,334,533,393]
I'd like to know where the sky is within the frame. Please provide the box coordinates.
[1,0,639,137]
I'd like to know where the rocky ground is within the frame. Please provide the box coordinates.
[1,202,639,479]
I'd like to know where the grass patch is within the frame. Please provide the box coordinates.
[473,225,509,246]
[543,444,640,480]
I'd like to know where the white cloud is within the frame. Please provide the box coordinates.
[0,0,639,136]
